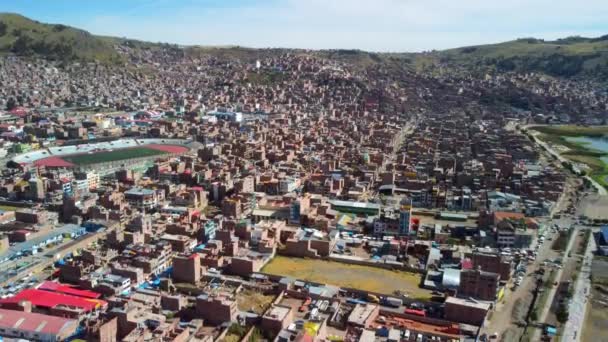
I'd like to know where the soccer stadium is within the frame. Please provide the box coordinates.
[12,138,195,175]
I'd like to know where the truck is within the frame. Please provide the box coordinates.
[346,298,367,305]
[404,308,426,317]
[383,296,403,308]
[367,294,380,303]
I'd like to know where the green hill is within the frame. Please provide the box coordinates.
[0,12,607,80]
[426,36,608,78]
[0,13,121,63]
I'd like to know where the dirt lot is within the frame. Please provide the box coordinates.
[581,256,608,341]
[582,285,608,342]
[262,256,432,299]
[590,257,608,285]
[280,297,308,320]
[579,195,608,220]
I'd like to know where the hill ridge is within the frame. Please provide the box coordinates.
[0,12,607,79]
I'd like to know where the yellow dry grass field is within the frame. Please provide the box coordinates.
[262,256,431,300]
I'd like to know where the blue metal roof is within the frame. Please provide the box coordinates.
[600,226,608,244]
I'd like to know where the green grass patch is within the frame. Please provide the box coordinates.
[536,133,602,154]
[563,154,604,171]
[593,174,608,188]
[533,127,608,189]
[531,125,608,137]
[0,13,122,63]
[262,256,432,299]
[0,205,20,212]
[62,147,167,165]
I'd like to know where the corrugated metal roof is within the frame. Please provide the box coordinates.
[38,281,101,299]
[0,289,106,311]
[601,226,608,244]
[0,308,78,336]
[442,268,461,288]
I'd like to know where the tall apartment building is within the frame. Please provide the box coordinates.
[458,268,500,301]
[172,253,201,284]
[465,251,512,281]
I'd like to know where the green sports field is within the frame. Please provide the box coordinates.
[62,147,168,165]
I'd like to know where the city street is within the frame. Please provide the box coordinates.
[480,222,559,341]
[562,228,596,342]
[482,139,594,341]
[531,222,577,341]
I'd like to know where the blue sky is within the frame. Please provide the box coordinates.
[3,0,608,52]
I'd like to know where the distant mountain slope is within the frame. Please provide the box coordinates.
[0,12,607,81]
[426,36,608,78]
[0,13,121,63]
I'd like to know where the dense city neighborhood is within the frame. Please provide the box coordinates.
[0,11,606,342]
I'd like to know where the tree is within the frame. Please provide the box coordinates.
[556,304,569,323]
[0,21,6,36]
[11,35,33,55]
[530,309,538,321]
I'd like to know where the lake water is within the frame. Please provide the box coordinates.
[565,136,608,164]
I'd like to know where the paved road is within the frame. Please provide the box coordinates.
[481,124,582,340]
[379,120,414,174]
[480,223,559,340]
[0,230,106,287]
[562,228,596,341]
[531,221,578,341]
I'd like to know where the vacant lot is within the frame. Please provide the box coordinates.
[237,289,275,314]
[582,287,608,342]
[579,195,608,220]
[591,257,608,285]
[63,146,167,165]
[262,256,431,299]
[583,284,608,342]
[581,258,608,341]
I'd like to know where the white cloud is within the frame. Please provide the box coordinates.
[81,0,608,51]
